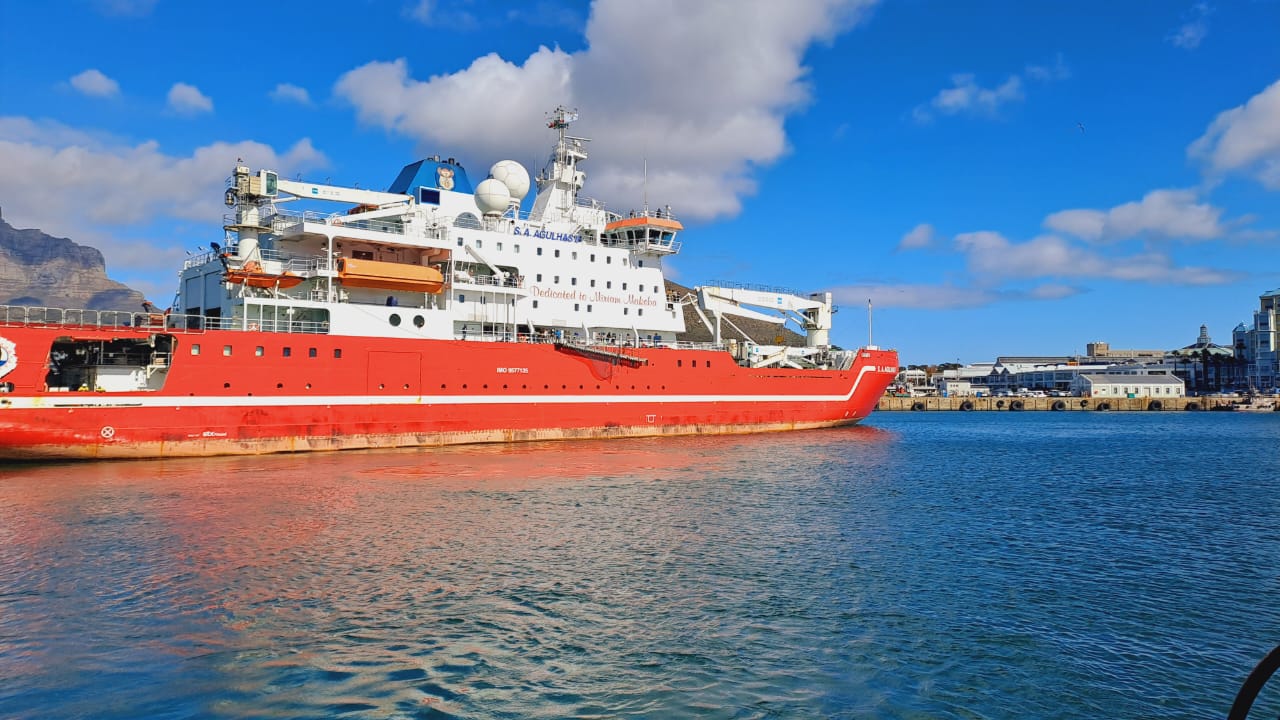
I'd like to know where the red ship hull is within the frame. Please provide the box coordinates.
[0,323,898,460]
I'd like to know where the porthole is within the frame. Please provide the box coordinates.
[223,382,231,388]
[276,383,283,389]
[305,383,312,389]
[379,384,385,390]
[390,313,402,327]
[413,315,425,328]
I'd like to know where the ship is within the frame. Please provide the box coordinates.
[0,108,898,460]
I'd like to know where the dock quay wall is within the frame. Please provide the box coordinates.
[877,396,1250,412]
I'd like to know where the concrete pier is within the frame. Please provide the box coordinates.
[877,396,1248,412]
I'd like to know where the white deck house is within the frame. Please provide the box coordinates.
[1071,373,1185,398]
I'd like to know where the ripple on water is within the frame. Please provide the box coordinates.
[1,419,1279,718]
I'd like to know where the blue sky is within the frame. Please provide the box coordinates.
[2,0,1278,364]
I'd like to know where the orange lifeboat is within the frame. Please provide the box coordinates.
[337,258,444,293]
[225,261,305,289]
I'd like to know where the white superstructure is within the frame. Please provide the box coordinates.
[175,108,843,368]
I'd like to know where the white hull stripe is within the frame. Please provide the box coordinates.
[3,366,881,411]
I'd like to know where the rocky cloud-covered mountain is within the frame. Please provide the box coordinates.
[0,218,148,311]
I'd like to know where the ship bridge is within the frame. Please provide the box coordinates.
[601,209,683,255]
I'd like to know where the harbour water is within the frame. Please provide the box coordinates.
[3,412,1279,718]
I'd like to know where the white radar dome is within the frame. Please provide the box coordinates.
[474,178,512,215]
[489,160,530,200]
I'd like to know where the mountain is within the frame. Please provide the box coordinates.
[0,218,148,311]
[666,280,808,347]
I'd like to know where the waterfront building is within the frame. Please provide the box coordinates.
[1171,324,1246,393]
[1232,288,1279,391]
[1071,373,1185,399]
[1084,341,1164,361]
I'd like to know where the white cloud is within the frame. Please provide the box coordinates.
[954,230,1238,285]
[167,82,213,114]
[1168,2,1212,50]
[335,0,879,221]
[407,0,478,28]
[269,83,312,105]
[914,74,1022,123]
[828,281,1083,310]
[897,223,935,250]
[1188,78,1280,189]
[0,116,326,275]
[1043,189,1227,242]
[913,55,1070,123]
[69,69,120,98]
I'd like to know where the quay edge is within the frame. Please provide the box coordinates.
[877,396,1267,412]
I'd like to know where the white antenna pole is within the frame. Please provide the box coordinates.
[643,158,649,215]
[867,298,873,348]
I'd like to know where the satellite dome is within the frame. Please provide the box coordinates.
[489,160,530,200]
[474,178,512,215]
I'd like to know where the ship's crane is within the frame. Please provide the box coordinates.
[696,286,834,348]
